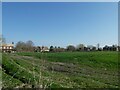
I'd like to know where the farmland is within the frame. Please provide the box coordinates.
[1,51,119,88]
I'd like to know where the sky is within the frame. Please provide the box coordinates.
[2,2,118,47]
[0,2,2,34]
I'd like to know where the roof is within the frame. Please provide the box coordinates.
[42,46,49,50]
[1,44,14,47]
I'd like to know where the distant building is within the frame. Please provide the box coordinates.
[41,46,49,52]
[0,43,14,53]
[97,43,100,50]
[87,45,96,51]
[76,44,85,51]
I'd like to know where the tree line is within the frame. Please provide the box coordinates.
[14,40,120,52]
[0,36,119,52]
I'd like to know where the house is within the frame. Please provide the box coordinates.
[0,43,14,53]
[41,46,49,52]
[87,45,96,51]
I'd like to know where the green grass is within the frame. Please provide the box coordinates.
[2,51,119,88]
[17,51,118,70]
[2,54,40,86]
[1,69,22,88]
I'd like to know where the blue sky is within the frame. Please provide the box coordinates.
[2,2,118,47]
[0,2,2,34]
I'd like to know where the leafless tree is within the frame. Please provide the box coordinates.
[66,45,76,52]
[15,40,34,52]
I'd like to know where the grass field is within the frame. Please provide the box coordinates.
[1,51,119,88]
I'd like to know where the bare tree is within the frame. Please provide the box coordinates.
[15,41,26,52]
[15,40,34,52]
[66,45,76,52]
[26,40,34,52]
